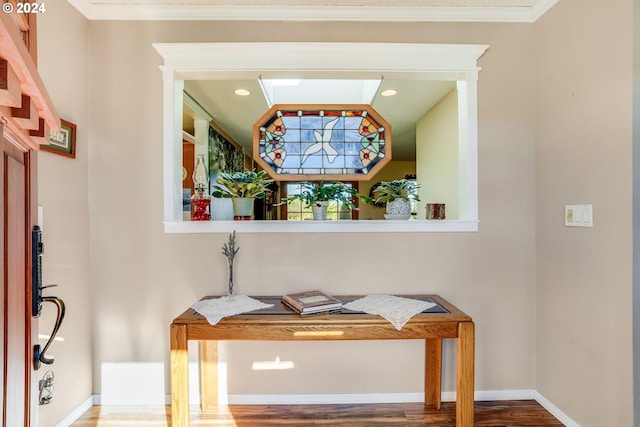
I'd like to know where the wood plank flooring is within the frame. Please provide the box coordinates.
[71,400,565,426]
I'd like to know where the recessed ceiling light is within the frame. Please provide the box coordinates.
[234,89,251,96]
[381,89,397,97]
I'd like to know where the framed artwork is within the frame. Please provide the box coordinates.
[43,119,76,158]
[208,125,245,189]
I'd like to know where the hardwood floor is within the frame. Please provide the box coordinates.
[71,400,564,426]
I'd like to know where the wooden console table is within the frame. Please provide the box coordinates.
[170,295,474,427]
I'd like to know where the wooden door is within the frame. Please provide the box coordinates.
[1,124,37,426]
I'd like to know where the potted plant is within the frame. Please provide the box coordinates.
[211,170,274,220]
[373,179,420,219]
[283,181,371,220]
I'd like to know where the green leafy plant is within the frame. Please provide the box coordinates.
[211,170,274,199]
[373,179,420,203]
[283,181,371,211]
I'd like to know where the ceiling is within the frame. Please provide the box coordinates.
[66,0,558,22]
[184,78,456,161]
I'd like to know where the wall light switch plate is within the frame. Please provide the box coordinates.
[565,204,593,227]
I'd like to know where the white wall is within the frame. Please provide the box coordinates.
[535,0,633,425]
[36,3,92,426]
[416,88,459,219]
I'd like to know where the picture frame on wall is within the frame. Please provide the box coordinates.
[43,119,76,158]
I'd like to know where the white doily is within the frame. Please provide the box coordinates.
[343,294,436,331]
[191,295,274,325]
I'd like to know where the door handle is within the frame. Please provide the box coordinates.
[34,296,65,370]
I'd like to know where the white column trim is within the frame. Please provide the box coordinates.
[161,67,183,223]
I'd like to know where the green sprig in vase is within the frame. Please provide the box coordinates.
[221,231,239,295]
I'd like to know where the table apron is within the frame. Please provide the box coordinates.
[185,322,461,341]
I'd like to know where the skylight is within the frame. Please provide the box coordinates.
[259,78,382,107]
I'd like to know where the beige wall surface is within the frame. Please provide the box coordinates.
[535,1,633,426]
[85,19,537,398]
[36,3,92,426]
[33,2,635,425]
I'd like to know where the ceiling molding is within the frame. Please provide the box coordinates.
[531,0,559,21]
[65,0,92,18]
[66,0,558,22]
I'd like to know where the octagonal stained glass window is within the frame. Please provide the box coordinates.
[253,104,392,181]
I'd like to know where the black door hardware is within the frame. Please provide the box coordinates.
[31,226,66,370]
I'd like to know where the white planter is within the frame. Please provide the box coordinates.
[232,197,255,220]
[385,199,411,219]
[211,197,234,220]
[311,201,329,220]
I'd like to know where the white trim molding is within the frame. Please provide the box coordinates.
[535,391,582,427]
[531,0,561,21]
[66,0,559,22]
[163,219,480,234]
[53,396,94,427]
[153,41,487,233]
[229,390,538,405]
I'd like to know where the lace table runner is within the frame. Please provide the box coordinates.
[191,295,274,325]
[343,294,437,331]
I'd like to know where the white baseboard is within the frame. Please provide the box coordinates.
[535,391,580,427]
[227,389,539,405]
[448,388,537,402]
[228,392,424,405]
[53,396,94,427]
[76,390,579,427]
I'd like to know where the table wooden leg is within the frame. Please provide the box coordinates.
[199,340,219,411]
[456,321,475,427]
[170,323,189,427]
[424,338,442,408]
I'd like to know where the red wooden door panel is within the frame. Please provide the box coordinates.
[2,131,33,427]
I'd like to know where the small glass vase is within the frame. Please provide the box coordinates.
[191,154,211,221]
[226,258,235,296]
[191,190,211,221]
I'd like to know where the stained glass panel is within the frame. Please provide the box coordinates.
[253,105,392,181]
